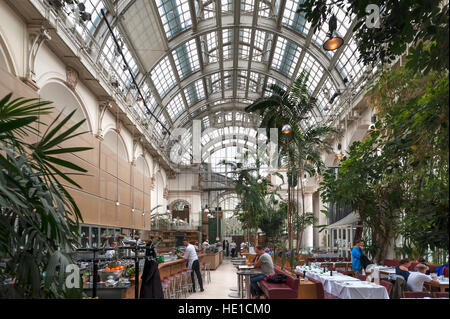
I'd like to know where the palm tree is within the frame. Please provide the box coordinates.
[0,93,91,298]
[245,72,336,252]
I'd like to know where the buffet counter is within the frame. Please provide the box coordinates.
[202,250,224,270]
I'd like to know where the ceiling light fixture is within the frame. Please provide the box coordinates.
[282,124,292,134]
[323,15,344,51]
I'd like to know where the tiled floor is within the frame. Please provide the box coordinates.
[186,257,238,299]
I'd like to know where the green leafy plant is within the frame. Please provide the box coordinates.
[245,72,335,252]
[298,0,449,74]
[0,93,92,298]
[319,64,448,263]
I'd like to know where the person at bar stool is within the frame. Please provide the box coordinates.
[351,240,364,276]
[248,245,275,299]
[407,263,440,292]
[176,240,204,292]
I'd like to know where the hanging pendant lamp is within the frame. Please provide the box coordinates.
[323,15,344,51]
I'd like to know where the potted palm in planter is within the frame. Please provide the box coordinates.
[0,93,92,298]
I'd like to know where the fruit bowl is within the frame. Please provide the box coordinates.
[99,269,123,281]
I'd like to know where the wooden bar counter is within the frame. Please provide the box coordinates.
[158,253,207,280]
[202,250,224,270]
[123,254,206,298]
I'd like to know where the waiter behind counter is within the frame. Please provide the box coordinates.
[175,240,204,292]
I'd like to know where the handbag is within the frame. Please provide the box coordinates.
[359,248,372,269]
[264,273,287,284]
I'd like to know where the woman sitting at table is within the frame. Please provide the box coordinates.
[395,258,412,281]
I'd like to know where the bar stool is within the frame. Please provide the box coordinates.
[183,269,194,293]
[179,270,190,297]
[200,263,206,282]
[174,272,184,298]
[167,276,177,299]
[162,278,170,299]
[204,263,211,284]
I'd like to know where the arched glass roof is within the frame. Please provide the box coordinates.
[57,0,368,164]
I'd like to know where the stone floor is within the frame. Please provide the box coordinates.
[186,257,238,299]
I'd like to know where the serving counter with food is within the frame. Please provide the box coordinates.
[74,236,208,299]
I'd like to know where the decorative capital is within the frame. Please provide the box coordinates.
[65,66,79,91]
[150,176,156,190]
[163,187,169,199]
[95,132,104,141]
[23,25,51,87]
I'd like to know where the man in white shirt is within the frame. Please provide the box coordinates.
[407,264,440,292]
[176,240,204,292]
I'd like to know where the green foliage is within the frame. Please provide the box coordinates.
[298,0,449,74]
[0,93,92,298]
[320,65,449,262]
[245,72,336,252]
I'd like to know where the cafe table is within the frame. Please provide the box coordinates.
[237,269,263,299]
[429,275,449,292]
[297,266,389,299]
[228,259,247,297]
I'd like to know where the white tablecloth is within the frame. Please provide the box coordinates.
[297,266,389,299]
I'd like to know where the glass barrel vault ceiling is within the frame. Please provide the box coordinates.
[57,0,366,164]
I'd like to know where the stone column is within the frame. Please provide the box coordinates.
[301,192,314,249]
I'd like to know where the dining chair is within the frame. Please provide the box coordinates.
[432,292,449,298]
[403,291,432,298]
[380,280,393,297]
[357,274,367,281]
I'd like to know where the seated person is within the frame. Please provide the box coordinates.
[248,245,275,299]
[395,258,411,281]
[417,257,431,275]
[435,264,449,276]
[407,264,439,292]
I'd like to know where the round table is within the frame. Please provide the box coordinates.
[228,259,247,297]
[236,269,263,299]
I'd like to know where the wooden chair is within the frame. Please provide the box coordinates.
[403,291,432,298]
[424,281,440,292]
[380,280,393,297]
[432,292,449,298]
[357,274,367,281]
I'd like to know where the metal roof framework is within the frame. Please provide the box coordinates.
[58,0,366,164]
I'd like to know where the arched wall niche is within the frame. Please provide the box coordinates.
[135,155,150,177]
[0,30,17,75]
[39,80,92,132]
[103,129,130,163]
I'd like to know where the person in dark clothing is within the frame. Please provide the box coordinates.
[395,258,411,281]
[230,240,237,257]
[140,239,164,298]
[225,240,230,257]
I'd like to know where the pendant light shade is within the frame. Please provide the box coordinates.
[282,124,292,134]
[323,15,344,51]
[257,178,263,184]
